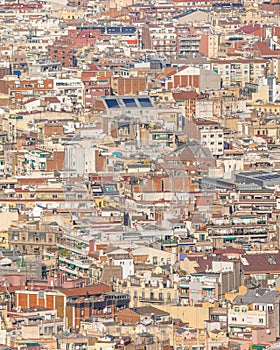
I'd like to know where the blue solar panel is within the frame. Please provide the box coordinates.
[121,27,136,34]
[105,99,120,108]
[138,98,153,108]
[107,27,121,34]
[123,98,137,108]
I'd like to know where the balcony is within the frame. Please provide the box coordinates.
[58,255,91,269]
[57,243,88,256]
[160,239,177,245]
[139,297,173,304]
[209,230,268,238]
[59,265,86,277]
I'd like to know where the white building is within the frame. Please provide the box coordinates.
[113,258,135,279]
[198,120,224,156]
[53,78,84,110]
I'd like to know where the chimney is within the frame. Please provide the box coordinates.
[89,240,95,253]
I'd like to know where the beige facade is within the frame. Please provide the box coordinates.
[160,303,212,329]
[211,60,268,88]
[247,117,280,141]
[252,85,269,103]
[115,279,178,308]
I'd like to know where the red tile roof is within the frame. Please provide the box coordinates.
[262,3,280,15]
[45,97,60,104]
[214,248,246,255]
[254,41,280,57]
[242,253,280,274]
[60,283,111,297]
[236,25,261,34]
[187,256,229,273]
[172,91,203,101]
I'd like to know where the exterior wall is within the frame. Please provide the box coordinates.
[46,151,65,172]
[200,127,224,156]
[117,283,178,308]
[113,258,135,279]
[195,100,213,119]
[115,308,140,323]
[0,211,18,231]
[8,224,62,256]
[199,34,209,57]
[116,77,147,95]
[16,290,65,314]
[159,304,211,329]
[199,69,221,91]
[168,74,200,90]
[252,327,277,344]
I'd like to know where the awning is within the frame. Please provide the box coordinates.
[223,237,237,241]
[252,345,267,350]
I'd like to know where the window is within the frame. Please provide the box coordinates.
[259,318,263,323]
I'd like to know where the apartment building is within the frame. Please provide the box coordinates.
[8,221,63,256]
[142,24,177,58]
[199,33,220,58]
[82,71,111,108]
[179,261,241,304]
[172,0,211,10]
[199,121,224,156]
[229,288,280,337]
[15,284,113,329]
[184,119,224,156]
[0,76,54,104]
[115,275,179,308]
[53,78,84,109]
[211,59,269,87]
[176,26,201,56]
